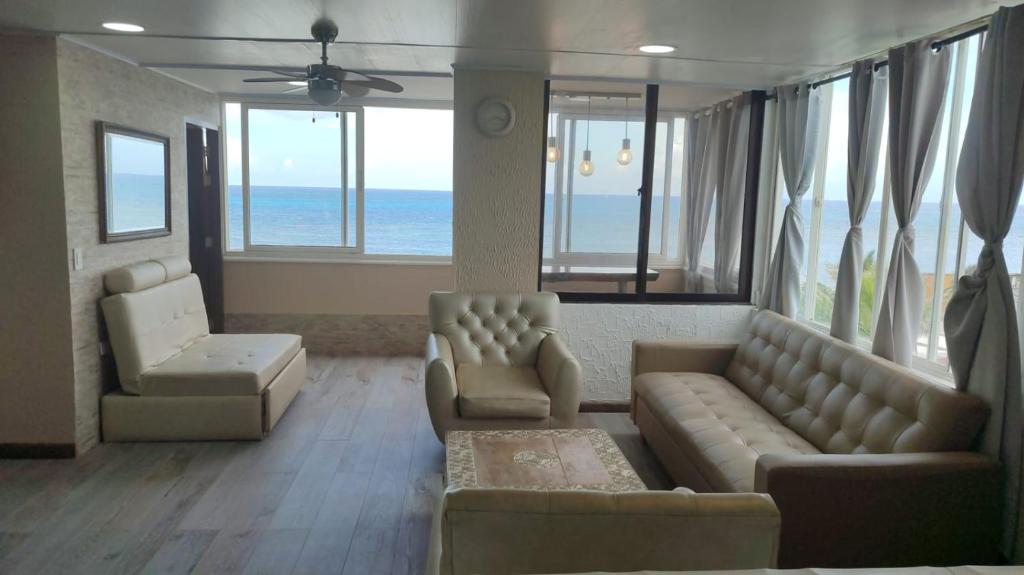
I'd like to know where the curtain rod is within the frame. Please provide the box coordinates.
[768,22,988,98]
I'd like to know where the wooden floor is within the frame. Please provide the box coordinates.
[0,355,672,575]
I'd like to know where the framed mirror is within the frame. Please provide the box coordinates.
[97,122,171,243]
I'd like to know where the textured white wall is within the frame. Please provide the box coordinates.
[452,69,545,292]
[561,303,755,400]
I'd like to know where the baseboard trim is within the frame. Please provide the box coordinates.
[580,399,630,413]
[0,443,76,459]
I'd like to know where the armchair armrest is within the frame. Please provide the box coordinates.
[537,334,582,423]
[754,452,1001,568]
[425,333,457,442]
[631,340,737,419]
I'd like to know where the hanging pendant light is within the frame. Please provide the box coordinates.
[617,96,633,166]
[579,96,594,177]
[546,94,561,163]
[546,136,561,163]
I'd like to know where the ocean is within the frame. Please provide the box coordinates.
[216,185,1024,279]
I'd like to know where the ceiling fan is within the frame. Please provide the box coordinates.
[241,18,403,105]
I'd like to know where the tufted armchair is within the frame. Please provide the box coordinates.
[424,292,582,443]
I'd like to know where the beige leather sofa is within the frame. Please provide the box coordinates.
[632,310,1000,569]
[427,487,781,575]
[424,292,582,442]
[100,257,307,441]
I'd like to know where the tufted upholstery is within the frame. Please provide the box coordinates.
[140,333,302,396]
[631,309,999,568]
[635,373,819,492]
[429,292,558,367]
[724,311,989,455]
[424,292,581,442]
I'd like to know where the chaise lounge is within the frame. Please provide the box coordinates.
[100,256,307,441]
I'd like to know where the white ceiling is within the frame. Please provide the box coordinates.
[0,0,1018,104]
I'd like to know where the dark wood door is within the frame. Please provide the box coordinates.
[186,124,225,333]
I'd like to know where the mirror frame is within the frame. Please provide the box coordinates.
[96,121,172,243]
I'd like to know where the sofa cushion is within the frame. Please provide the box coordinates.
[635,372,819,492]
[725,310,990,455]
[456,364,550,419]
[139,333,302,397]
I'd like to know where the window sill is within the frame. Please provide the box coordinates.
[222,252,452,266]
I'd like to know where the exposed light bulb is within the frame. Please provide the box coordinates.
[617,138,633,166]
[579,150,594,177]
[546,136,561,163]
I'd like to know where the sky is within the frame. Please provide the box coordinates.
[226,104,454,191]
[110,133,165,177]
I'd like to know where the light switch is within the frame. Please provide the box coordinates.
[72,248,84,271]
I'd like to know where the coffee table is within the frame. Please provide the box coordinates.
[445,428,647,492]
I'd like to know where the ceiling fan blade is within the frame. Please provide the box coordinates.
[143,63,308,75]
[244,77,306,83]
[338,83,370,97]
[341,76,404,94]
[282,86,308,94]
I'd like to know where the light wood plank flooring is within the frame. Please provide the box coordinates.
[0,355,671,575]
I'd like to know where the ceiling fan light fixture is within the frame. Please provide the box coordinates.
[287,80,307,86]
[102,22,144,32]
[307,78,341,105]
[638,44,675,54]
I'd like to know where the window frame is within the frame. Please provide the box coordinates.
[538,82,768,304]
[220,98,454,264]
[544,110,678,268]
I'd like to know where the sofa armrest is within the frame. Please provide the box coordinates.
[754,452,1001,568]
[537,334,583,422]
[631,340,737,419]
[425,333,457,442]
[434,488,779,575]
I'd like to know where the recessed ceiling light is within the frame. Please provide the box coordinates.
[288,81,307,86]
[102,22,145,32]
[638,44,676,54]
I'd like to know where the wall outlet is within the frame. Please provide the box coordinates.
[72,248,84,271]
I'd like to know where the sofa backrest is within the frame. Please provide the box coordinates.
[429,488,780,575]
[725,310,989,454]
[429,292,559,367]
[101,257,209,395]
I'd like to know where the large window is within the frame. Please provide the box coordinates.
[791,34,1024,376]
[224,102,453,259]
[539,81,763,301]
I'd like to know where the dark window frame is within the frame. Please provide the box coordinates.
[536,81,767,304]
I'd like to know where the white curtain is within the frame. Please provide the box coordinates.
[714,93,752,293]
[760,83,822,316]
[683,106,721,292]
[830,62,889,342]
[872,39,951,365]
[943,5,1024,559]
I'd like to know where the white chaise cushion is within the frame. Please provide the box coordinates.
[139,333,302,396]
[105,256,191,294]
[102,274,211,395]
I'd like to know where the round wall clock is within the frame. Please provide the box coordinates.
[476,97,516,137]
